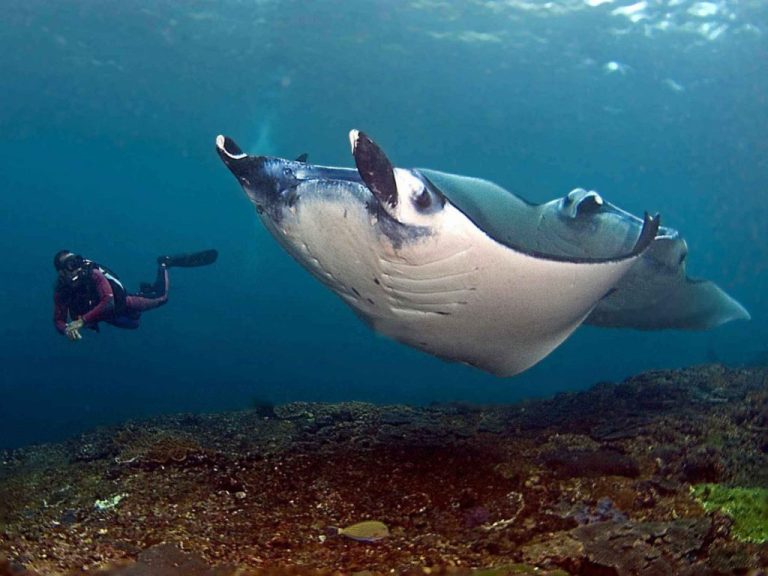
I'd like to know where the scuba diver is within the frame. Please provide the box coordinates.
[53,249,218,341]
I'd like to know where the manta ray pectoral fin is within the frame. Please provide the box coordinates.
[216,135,257,183]
[349,130,398,210]
[216,135,246,160]
[587,275,751,330]
[586,230,751,330]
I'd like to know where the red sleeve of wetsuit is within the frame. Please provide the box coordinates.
[80,269,115,326]
[53,290,69,335]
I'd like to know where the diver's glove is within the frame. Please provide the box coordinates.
[65,318,84,341]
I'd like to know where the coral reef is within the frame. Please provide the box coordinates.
[1,365,767,575]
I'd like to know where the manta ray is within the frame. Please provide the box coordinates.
[215,130,749,377]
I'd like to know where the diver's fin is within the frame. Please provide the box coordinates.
[158,249,218,268]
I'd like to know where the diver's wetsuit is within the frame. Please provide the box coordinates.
[54,265,169,333]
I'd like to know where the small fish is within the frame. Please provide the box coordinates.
[326,520,390,542]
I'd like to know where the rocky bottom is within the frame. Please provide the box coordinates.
[1,365,767,575]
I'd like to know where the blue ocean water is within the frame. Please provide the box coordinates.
[1,1,765,449]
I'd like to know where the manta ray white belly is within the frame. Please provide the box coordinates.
[269,189,641,377]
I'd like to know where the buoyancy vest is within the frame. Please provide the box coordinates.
[57,260,127,319]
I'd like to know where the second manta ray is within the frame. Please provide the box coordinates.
[216,131,749,377]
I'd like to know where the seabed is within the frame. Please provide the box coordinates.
[1,365,767,575]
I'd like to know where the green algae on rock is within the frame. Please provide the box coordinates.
[691,484,768,543]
